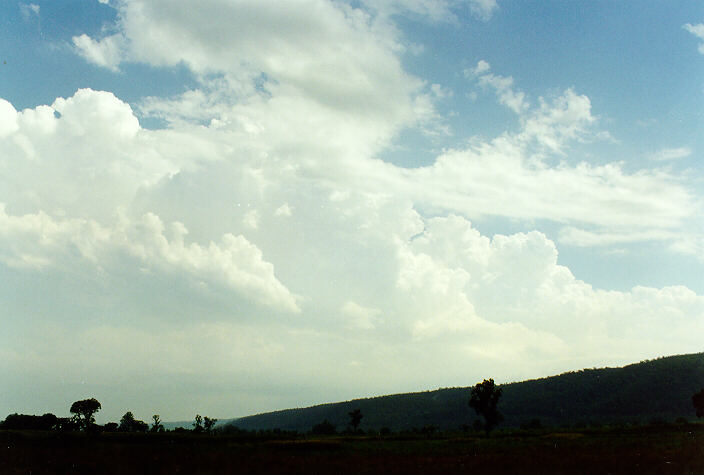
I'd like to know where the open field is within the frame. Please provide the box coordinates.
[3,424,704,474]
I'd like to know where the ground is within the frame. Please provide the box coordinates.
[2,424,704,474]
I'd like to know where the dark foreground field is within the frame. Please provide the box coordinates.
[3,425,704,474]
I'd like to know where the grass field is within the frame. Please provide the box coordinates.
[3,424,704,474]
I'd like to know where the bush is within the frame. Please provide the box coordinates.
[311,419,336,435]
[1,413,58,431]
[520,419,543,430]
[55,417,80,431]
[421,425,437,438]
[119,412,148,432]
[103,422,119,432]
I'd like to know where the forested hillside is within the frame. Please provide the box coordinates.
[231,353,704,432]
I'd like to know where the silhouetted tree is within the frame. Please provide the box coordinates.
[119,411,148,432]
[203,416,217,434]
[119,411,136,431]
[469,378,503,435]
[0,413,57,431]
[193,414,204,433]
[70,398,101,431]
[693,389,704,418]
[151,414,164,433]
[348,408,363,432]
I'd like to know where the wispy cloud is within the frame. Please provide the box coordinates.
[19,3,39,19]
[363,0,498,23]
[684,23,704,54]
[650,147,692,161]
[465,60,529,114]
[72,34,125,72]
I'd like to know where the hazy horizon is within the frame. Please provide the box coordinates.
[1,0,703,424]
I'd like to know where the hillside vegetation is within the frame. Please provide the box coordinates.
[231,353,704,432]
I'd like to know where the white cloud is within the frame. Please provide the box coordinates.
[670,235,704,261]
[72,33,126,72]
[364,0,457,22]
[2,0,703,420]
[402,122,690,231]
[88,0,432,175]
[361,0,498,23]
[0,205,299,313]
[558,226,676,247]
[684,23,704,54]
[0,99,19,137]
[19,3,39,20]
[274,203,293,217]
[52,88,139,139]
[650,147,692,161]
[469,59,490,75]
[430,83,453,99]
[469,0,498,21]
[398,215,704,360]
[243,210,260,230]
[468,61,595,151]
[341,301,380,330]
[467,61,529,114]
[0,89,183,220]
[518,88,595,152]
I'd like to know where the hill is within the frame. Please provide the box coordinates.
[230,352,704,432]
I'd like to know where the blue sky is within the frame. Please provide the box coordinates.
[1,0,703,424]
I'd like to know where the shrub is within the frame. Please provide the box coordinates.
[311,419,336,435]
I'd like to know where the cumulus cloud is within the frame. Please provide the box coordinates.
[0,205,299,312]
[76,0,424,146]
[467,61,595,151]
[1,0,703,420]
[0,87,260,228]
[518,88,595,152]
[0,99,19,137]
[399,215,704,359]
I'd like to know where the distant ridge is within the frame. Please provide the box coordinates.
[230,353,704,432]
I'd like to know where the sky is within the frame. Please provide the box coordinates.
[0,0,703,424]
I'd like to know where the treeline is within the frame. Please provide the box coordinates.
[232,352,704,432]
[0,398,217,435]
